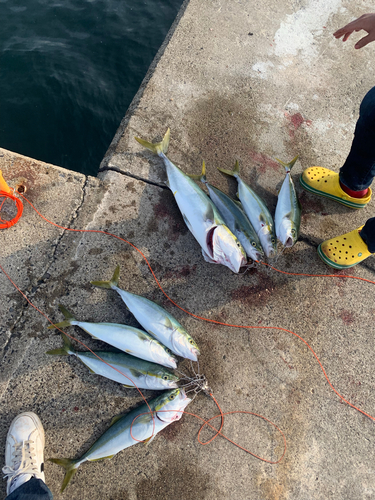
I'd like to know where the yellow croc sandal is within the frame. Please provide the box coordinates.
[317,226,373,269]
[300,167,372,209]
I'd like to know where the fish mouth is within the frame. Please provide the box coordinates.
[284,236,294,248]
[168,357,178,369]
[185,348,200,362]
[206,226,216,259]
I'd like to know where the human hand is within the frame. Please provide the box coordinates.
[333,13,375,49]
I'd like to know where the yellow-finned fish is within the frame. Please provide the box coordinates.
[49,389,191,492]
[47,333,179,390]
[135,129,247,273]
[218,160,277,259]
[48,305,178,369]
[91,265,200,361]
[274,156,301,248]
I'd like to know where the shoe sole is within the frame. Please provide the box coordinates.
[299,175,368,209]
[317,244,365,269]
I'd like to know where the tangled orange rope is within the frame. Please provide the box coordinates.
[2,190,375,463]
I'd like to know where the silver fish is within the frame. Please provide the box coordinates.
[46,333,179,390]
[135,129,247,273]
[91,266,200,361]
[274,156,301,248]
[48,305,178,369]
[50,388,192,492]
[189,161,264,261]
[218,161,277,259]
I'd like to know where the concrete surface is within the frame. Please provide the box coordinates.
[1,0,375,499]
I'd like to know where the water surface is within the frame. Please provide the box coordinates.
[0,0,184,175]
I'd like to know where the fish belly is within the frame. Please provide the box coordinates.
[165,164,218,254]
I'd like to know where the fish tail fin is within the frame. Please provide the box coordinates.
[188,160,207,182]
[217,159,240,177]
[48,458,78,493]
[47,305,76,330]
[46,333,73,356]
[275,155,299,173]
[91,265,120,289]
[134,128,170,156]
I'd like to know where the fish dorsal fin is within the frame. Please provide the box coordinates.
[123,384,134,388]
[109,415,123,427]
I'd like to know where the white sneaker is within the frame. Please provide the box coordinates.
[2,412,46,495]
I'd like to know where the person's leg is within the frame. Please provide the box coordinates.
[5,478,53,500]
[340,87,375,191]
[300,86,375,208]
[2,412,53,500]
[359,217,375,252]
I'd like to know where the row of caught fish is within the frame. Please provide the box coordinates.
[48,266,200,390]
[135,129,301,272]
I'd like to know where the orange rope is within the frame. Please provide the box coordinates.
[0,190,23,229]
[2,191,375,463]
[14,193,375,422]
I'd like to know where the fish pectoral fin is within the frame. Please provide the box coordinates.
[129,368,143,378]
[203,204,215,224]
[88,455,115,462]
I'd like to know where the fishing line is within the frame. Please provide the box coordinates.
[2,190,375,461]
[0,240,280,463]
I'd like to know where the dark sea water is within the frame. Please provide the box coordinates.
[0,0,184,176]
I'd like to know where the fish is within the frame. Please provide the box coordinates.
[218,160,277,259]
[91,265,200,361]
[189,161,264,262]
[274,156,301,248]
[46,333,179,390]
[48,305,178,369]
[134,129,247,273]
[49,388,191,492]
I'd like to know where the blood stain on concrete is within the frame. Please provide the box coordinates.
[231,274,275,307]
[285,111,312,141]
[248,151,280,175]
[339,309,355,325]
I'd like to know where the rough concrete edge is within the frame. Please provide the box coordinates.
[98,0,190,174]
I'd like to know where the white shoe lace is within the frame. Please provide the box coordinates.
[2,430,40,487]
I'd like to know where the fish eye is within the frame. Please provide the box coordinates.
[163,375,169,380]
[189,339,194,345]
[169,394,176,400]
[271,238,275,243]
[291,229,296,235]
[236,241,241,247]
[251,242,256,247]
[166,348,171,354]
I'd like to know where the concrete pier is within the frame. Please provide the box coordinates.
[1,1,375,499]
